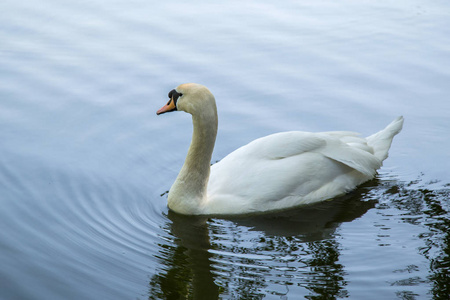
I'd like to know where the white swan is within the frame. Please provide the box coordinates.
[157,83,404,215]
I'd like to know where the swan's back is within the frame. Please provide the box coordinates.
[205,117,403,215]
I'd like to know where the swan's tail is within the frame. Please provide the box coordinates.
[366,116,404,161]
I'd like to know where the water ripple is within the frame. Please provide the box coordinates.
[1,0,450,299]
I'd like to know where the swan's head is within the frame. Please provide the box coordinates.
[156,83,216,117]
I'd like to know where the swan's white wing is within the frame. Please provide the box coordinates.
[317,132,382,177]
[248,132,327,160]
[206,131,381,214]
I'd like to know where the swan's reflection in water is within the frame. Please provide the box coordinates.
[149,180,379,299]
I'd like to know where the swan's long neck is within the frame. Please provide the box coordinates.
[168,105,218,214]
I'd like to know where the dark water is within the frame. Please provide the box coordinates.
[1,0,449,299]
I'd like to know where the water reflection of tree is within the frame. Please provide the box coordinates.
[304,240,348,299]
[385,184,450,299]
[148,214,219,299]
[148,183,377,299]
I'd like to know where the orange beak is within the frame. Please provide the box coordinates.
[156,98,177,115]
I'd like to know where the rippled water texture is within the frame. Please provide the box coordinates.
[1,0,449,299]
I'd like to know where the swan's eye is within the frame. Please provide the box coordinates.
[167,89,182,107]
[173,92,180,104]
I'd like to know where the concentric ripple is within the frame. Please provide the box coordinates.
[0,151,169,299]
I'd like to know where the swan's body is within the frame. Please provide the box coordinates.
[157,83,403,215]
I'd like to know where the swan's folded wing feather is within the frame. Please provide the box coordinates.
[208,132,327,199]
[246,131,327,160]
[250,132,381,177]
[318,136,382,177]
[217,131,381,176]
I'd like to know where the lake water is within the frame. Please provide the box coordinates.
[1,0,449,299]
